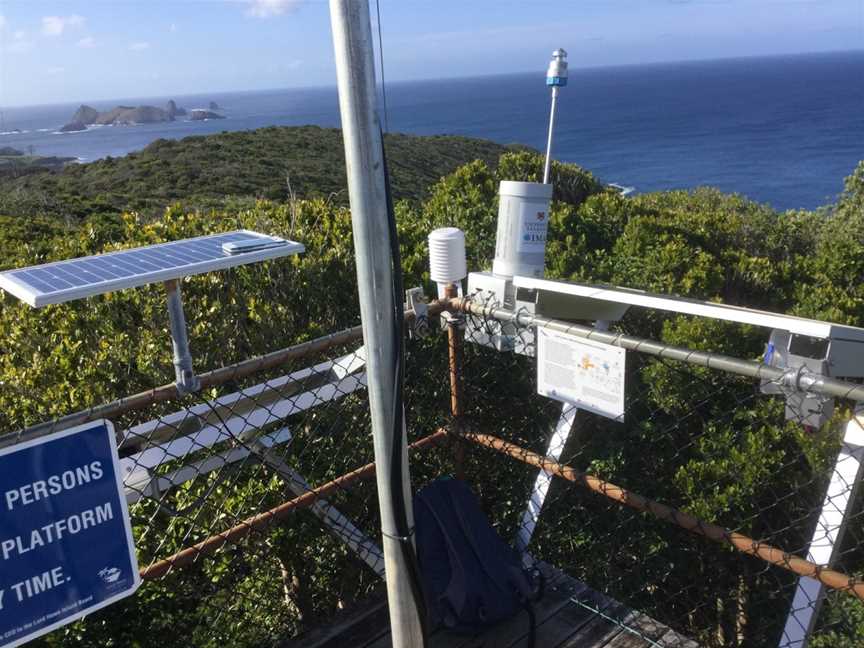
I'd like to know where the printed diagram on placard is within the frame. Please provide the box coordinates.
[537,328,626,420]
[576,348,624,403]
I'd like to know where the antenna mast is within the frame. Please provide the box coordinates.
[543,48,568,184]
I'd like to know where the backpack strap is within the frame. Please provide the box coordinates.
[415,488,469,622]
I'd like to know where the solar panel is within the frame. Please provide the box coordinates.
[0,230,304,308]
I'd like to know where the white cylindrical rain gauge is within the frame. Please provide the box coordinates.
[428,227,467,297]
[492,180,553,279]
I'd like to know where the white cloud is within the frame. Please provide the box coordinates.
[245,0,302,18]
[76,36,95,48]
[41,15,85,37]
[129,41,150,51]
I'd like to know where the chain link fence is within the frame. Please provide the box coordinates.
[444,296,864,648]
[1,285,863,648]
[0,318,389,648]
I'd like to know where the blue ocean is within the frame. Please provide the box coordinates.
[2,50,862,211]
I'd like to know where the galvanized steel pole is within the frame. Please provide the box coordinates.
[329,2,426,646]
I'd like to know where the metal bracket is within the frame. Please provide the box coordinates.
[761,329,833,428]
[405,287,429,339]
[164,279,200,395]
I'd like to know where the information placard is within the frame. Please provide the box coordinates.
[537,328,626,420]
[0,420,139,647]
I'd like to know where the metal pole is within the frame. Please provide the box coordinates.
[329,2,425,646]
[780,409,864,647]
[164,279,199,394]
[543,86,559,185]
[514,319,603,556]
[516,401,576,556]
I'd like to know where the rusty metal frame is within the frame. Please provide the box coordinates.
[459,429,864,599]
[445,284,466,480]
[140,429,448,580]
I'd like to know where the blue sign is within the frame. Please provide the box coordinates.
[0,420,139,647]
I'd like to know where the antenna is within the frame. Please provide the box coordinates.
[543,48,568,184]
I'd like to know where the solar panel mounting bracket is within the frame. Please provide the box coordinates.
[165,279,199,394]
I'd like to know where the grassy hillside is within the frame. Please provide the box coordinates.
[0,126,517,221]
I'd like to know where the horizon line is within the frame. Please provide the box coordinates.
[2,47,862,111]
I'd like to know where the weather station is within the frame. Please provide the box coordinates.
[415,47,864,644]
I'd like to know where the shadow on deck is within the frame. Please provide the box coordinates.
[282,563,699,648]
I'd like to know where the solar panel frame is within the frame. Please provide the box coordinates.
[0,230,304,308]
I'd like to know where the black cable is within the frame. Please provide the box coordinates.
[382,131,430,643]
[374,0,389,133]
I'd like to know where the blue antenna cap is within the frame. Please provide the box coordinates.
[546,48,568,87]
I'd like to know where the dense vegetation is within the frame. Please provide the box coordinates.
[0,126,516,221]
[0,127,861,647]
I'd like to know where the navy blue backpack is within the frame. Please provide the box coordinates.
[413,478,542,641]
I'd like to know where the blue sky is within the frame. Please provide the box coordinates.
[0,0,861,107]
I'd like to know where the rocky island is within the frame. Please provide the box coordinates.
[189,109,226,121]
[166,100,186,118]
[0,146,76,175]
[59,99,221,131]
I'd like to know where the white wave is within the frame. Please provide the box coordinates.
[609,182,636,196]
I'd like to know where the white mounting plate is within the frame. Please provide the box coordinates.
[0,230,304,308]
[513,276,864,342]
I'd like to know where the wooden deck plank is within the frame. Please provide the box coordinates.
[515,583,625,648]
[366,563,581,648]
[602,611,671,648]
[656,628,701,648]
[454,563,587,648]
[288,563,699,648]
[553,610,628,648]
